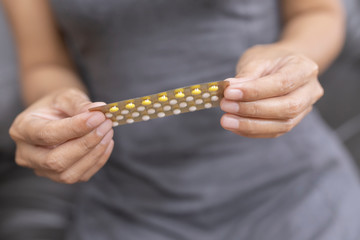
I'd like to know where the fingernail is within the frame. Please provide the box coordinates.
[234,77,254,82]
[224,78,238,83]
[221,101,239,113]
[96,120,113,137]
[225,89,243,100]
[222,116,239,129]
[89,102,107,108]
[227,77,252,84]
[105,140,114,154]
[101,130,113,145]
[87,112,105,128]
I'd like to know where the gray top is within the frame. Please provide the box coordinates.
[0,4,22,174]
[49,1,360,239]
[0,4,20,152]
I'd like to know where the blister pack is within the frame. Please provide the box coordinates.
[89,80,228,127]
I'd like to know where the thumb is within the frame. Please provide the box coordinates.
[233,60,266,83]
[223,60,266,100]
[52,89,105,116]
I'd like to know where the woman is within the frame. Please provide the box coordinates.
[3,0,360,239]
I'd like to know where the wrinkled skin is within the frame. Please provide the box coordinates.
[9,89,114,184]
[221,44,324,138]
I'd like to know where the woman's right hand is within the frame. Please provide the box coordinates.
[9,88,114,184]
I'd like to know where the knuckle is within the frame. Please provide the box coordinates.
[303,58,319,76]
[279,75,294,92]
[300,57,319,74]
[316,84,324,99]
[14,150,30,167]
[243,86,260,100]
[45,153,66,172]
[8,116,26,142]
[9,125,21,141]
[37,128,49,143]
[79,135,98,153]
[311,62,319,75]
[286,99,303,118]
[283,119,296,133]
[59,172,79,184]
[37,126,57,145]
[9,127,16,140]
[244,103,260,116]
[15,155,28,167]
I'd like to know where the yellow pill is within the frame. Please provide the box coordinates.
[109,106,119,113]
[142,99,152,105]
[125,102,135,109]
[175,92,184,98]
[209,85,219,92]
[192,88,202,95]
[158,94,168,102]
[175,89,185,98]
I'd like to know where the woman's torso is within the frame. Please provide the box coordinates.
[50,1,360,239]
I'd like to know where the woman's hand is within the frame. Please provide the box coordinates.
[9,88,114,184]
[220,44,324,138]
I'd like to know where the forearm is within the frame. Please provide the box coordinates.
[2,0,87,106]
[277,0,345,73]
[22,65,87,106]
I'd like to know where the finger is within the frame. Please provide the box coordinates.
[220,107,312,137]
[41,120,113,172]
[52,88,105,116]
[80,140,114,182]
[58,132,113,184]
[14,142,49,169]
[14,121,111,171]
[34,137,114,184]
[221,79,323,120]
[235,50,269,80]
[225,59,319,101]
[226,63,267,88]
[22,111,106,146]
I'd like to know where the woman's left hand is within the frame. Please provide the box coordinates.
[220,44,324,138]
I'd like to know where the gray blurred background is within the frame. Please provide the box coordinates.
[0,0,359,239]
[0,4,76,240]
[317,0,360,166]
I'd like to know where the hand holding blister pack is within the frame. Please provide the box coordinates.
[90,81,229,127]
